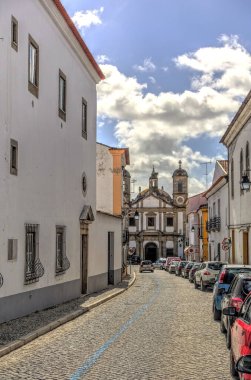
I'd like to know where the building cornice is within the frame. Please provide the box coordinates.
[40,0,104,83]
[204,176,228,199]
[220,90,251,147]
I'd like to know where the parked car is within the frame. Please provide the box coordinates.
[153,258,166,269]
[169,260,179,274]
[181,262,194,278]
[175,261,188,276]
[223,293,251,379]
[212,264,251,321]
[188,262,201,283]
[221,273,251,349]
[163,257,181,271]
[139,260,154,273]
[194,261,225,291]
[235,354,251,379]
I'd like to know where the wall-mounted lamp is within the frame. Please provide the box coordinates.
[240,172,251,191]
[134,210,139,220]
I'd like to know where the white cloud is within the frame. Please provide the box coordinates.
[148,76,156,84]
[96,55,110,64]
[133,57,156,72]
[71,7,104,33]
[97,35,250,194]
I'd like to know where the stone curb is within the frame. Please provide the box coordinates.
[0,271,136,359]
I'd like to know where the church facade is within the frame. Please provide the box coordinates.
[127,162,188,262]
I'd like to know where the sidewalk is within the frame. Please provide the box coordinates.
[0,272,136,358]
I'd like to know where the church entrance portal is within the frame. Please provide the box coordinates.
[145,242,157,262]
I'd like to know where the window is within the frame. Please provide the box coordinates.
[8,239,17,260]
[166,248,174,256]
[218,199,220,217]
[56,226,68,274]
[129,217,135,226]
[59,70,66,121]
[10,139,18,175]
[231,158,234,198]
[25,224,44,283]
[147,217,155,228]
[213,202,216,217]
[178,181,183,193]
[28,35,39,97]
[11,16,18,51]
[240,149,244,194]
[82,98,87,139]
[246,142,250,172]
[166,217,173,226]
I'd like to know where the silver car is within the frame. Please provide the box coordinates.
[194,261,226,291]
[139,260,154,273]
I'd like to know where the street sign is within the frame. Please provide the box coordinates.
[128,247,136,256]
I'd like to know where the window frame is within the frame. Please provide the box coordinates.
[147,216,155,229]
[11,16,18,51]
[28,34,39,98]
[56,226,66,275]
[58,69,66,121]
[82,97,87,139]
[10,139,18,176]
[24,224,40,284]
[166,216,173,227]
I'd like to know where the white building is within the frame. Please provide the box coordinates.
[205,160,229,262]
[129,163,188,261]
[0,0,104,322]
[221,91,251,264]
[93,143,130,290]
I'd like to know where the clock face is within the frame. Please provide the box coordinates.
[176,196,184,205]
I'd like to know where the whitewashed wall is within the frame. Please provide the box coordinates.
[0,1,97,300]
[229,119,251,263]
[96,143,113,214]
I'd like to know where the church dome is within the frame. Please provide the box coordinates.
[172,160,188,177]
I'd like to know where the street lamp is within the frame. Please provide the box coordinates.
[134,210,139,220]
[240,172,251,191]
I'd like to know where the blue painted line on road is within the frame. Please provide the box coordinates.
[69,278,160,380]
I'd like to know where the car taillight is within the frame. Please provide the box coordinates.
[218,271,226,284]
[203,271,211,275]
[230,297,243,311]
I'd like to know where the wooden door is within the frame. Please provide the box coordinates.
[243,232,249,265]
[81,234,88,294]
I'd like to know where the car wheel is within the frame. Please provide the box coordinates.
[200,279,206,291]
[194,279,199,289]
[213,302,221,321]
[220,315,227,333]
[226,325,231,350]
[230,349,238,378]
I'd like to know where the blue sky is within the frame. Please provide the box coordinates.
[62,0,251,196]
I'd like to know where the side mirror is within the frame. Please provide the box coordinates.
[218,288,226,295]
[222,306,238,316]
[236,355,251,374]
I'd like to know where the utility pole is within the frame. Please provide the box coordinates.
[200,161,212,189]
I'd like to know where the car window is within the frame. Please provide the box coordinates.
[241,280,251,297]
[208,263,223,270]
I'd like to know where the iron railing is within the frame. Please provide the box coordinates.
[207,216,221,232]
[56,256,70,274]
[0,273,3,288]
[25,257,45,283]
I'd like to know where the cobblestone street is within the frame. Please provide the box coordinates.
[0,270,230,379]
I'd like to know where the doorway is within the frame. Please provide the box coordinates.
[243,231,249,265]
[145,242,157,262]
[81,234,88,294]
[108,232,114,285]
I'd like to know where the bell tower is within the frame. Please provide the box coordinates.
[172,160,188,206]
[149,166,158,191]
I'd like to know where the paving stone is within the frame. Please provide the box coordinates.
[0,271,231,379]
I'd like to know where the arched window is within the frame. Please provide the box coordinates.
[246,141,250,172]
[178,181,183,193]
[231,158,234,198]
[240,149,243,179]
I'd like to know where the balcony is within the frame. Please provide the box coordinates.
[207,216,221,233]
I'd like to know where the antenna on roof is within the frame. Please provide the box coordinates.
[200,161,212,189]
